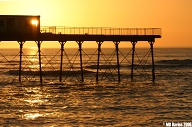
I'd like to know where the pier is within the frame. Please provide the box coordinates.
[0,15,161,83]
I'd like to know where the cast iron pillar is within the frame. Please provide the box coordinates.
[59,41,66,82]
[149,41,155,81]
[36,41,43,84]
[96,41,103,83]
[114,41,121,83]
[77,41,84,82]
[131,41,137,81]
[18,41,25,82]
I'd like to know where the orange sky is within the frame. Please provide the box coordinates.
[0,0,192,48]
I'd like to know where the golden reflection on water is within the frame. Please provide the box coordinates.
[25,47,45,71]
[0,81,191,126]
[19,86,69,121]
[22,87,49,120]
[23,113,43,120]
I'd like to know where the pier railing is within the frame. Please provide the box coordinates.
[40,26,161,36]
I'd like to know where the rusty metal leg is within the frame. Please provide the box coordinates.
[77,41,84,82]
[18,41,25,82]
[131,41,137,81]
[59,41,66,82]
[96,41,103,83]
[114,41,120,83]
[36,41,43,84]
[150,41,155,81]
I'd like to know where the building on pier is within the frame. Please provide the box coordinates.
[0,15,40,36]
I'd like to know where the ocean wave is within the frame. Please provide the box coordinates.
[4,70,95,76]
[86,65,121,69]
[0,60,20,63]
[156,59,192,65]
[85,65,155,69]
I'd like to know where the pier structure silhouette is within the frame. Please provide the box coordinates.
[0,15,161,83]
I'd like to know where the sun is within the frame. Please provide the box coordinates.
[31,20,38,27]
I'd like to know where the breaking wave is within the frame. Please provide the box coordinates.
[156,59,192,65]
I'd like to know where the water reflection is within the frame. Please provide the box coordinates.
[0,81,191,126]
[23,113,43,120]
[27,47,38,61]
[24,47,45,71]
[21,87,50,120]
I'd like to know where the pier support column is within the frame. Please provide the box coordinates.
[96,41,103,83]
[36,41,43,84]
[131,41,137,81]
[77,41,84,82]
[59,41,66,82]
[18,41,25,82]
[149,41,155,81]
[114,41,121,83]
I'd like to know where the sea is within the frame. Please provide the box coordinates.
[0,48,191,127]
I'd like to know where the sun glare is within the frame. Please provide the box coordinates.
[31,20,38,27]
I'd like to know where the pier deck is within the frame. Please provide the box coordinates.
[0,27,161,42]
